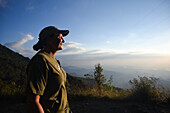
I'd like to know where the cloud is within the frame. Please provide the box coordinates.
[105,41,112,44]
[0,0,7,8]
[4,34,170,71]
[5,34,35,57]
[85,49,105,55]
[60,41,86,54]
[5,34,34,49]
[56,45,170,71]
[58,49,170,71]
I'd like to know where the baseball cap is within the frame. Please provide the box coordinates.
[33,26,69,51]
[39,26,69,42]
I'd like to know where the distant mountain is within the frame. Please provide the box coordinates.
[63,66,92,77]
[63,65,170,89]
[62,65,132,88]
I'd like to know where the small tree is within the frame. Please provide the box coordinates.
[106,75,114,91]
[94,63,106,92]
[107,75,113,87]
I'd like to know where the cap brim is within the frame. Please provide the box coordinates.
[59,30,69,37]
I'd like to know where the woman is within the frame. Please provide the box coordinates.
[26,26,72,113]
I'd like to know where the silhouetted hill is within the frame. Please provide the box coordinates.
[0,44,29,85]
[67,74,90,93]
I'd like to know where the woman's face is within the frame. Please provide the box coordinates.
[46,33,65,51]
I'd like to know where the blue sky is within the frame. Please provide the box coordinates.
[0,0,170,71]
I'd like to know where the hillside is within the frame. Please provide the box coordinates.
[0,44,29,85]
[0,44,90,98]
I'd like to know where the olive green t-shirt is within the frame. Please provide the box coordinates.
[26,50,70,113]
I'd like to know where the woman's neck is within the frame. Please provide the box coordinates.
[44,47,58,56]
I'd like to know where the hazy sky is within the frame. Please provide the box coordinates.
[0,0,170,70]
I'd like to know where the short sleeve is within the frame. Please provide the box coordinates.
[27,56,49,95]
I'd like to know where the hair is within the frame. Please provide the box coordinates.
[33,41,44,51]
[33,33,56,51]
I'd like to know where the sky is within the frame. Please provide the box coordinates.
[0,0,170,71]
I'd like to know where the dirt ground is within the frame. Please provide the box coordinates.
[0,98,170,113]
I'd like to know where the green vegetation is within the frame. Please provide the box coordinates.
[0,80,25,99]
[0,44,29,100]
[79,64,170,104]
[94,63,106,92]
[70,75,170,103]
[129,76,170,103]
[84,63,112,93]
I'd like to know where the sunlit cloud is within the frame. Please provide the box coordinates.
[105,41,112,44]
[5,34,34,49]
[59,41,86,54]
[5,34,35,57]
[85,49,106,55]
[0,0,7,8]
[4,33,170,71]
[58,49,170,71]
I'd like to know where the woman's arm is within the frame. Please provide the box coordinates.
[27,94,44,113]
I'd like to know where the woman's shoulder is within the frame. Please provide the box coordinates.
[28,50,56,69]
[30,51,48,63]
[26,51,48,73]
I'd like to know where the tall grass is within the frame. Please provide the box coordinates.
[0,80,25,100]
[68,86,131,101]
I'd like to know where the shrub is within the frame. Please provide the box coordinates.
[129,76,169,103]
[0,80,25,100]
